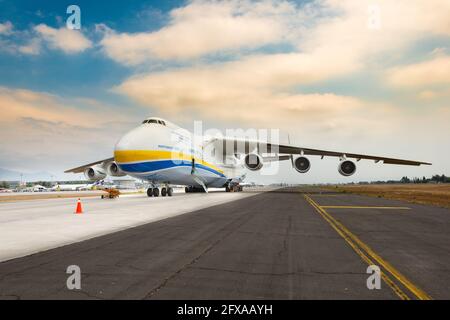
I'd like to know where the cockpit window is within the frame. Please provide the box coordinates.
[143,119,166,126]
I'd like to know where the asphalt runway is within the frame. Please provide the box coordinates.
[0,188,449,299]
[0,191,255,262]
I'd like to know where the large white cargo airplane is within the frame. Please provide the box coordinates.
[65,117,431,197]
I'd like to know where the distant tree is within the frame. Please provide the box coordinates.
[365,174,448,184]
[0,181,10,188]
[431,175,440,182]
[400,176,410,183]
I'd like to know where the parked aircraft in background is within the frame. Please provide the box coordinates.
[51,184,86,191]
[31,185,48,192]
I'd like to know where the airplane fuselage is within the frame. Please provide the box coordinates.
[114,119,243,188]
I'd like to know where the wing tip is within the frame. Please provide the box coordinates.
[383,159,432,166]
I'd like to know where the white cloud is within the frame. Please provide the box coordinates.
[115,52,360,125]
[0,87,113,125]
[112,0,450,122]
[1,23,92,55]
[18,38,41,55]
[386,55,450,88]
[291,0,450,76]
[418,90,439,100]
[100,0,294,65]
[34,24,92,54]
[113,0,450,127]
[0,21,13,35]
[100,0,450,66]
[0,87,136,173]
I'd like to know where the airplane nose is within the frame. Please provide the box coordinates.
[114,125,154,164]
[115,125,147,151]
[114,127,143,166]
[115,130,134,151]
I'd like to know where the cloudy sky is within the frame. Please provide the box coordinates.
[0,0,449,183]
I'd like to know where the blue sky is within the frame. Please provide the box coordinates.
[0,0,178,105]
[0,0,449,182]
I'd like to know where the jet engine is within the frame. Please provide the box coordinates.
[84,165,107,181]
[244,153,263,171]
[293,156,311,173]
[338,160,357,176]
[106,161,126,177]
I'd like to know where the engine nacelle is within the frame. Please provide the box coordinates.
[84,165,107,181]
[244,153,263,171]
[106,161,126,177]
[293,156,311,173]
[338,160,357,176]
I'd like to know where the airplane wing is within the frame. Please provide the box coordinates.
[64,157,114,173]
[208,137,431,166]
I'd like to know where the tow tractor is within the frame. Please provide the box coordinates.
[101,188,120,199]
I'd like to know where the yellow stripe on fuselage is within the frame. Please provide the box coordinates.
[114,150,224,174]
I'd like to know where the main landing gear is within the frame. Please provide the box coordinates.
[147,186,173,197]
[161,187,173,197]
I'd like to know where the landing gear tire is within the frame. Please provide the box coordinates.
[185,187,190,193]
[147,188,153,197]
[152,188,160,197]
[161,187,167,197]
[168,187,173,196]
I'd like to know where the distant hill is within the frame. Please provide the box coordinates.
[0,168,55,182]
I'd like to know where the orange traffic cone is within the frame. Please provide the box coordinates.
[75,198,83,214]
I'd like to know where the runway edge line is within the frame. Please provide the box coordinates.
[304,194,432,300]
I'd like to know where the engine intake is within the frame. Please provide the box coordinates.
[338,160,357,176]
[84,165,107,181]
[244,153,263,171]
[106,162,126,177]
[294,156,311,173]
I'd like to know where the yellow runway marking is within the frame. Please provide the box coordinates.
[304,194,431,300]
[320,206,410,210]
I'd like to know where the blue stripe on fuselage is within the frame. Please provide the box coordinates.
[118,160,226,178]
